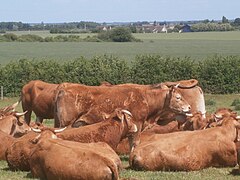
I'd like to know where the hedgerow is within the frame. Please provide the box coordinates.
[0,55,239,96]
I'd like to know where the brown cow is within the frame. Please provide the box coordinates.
[0,130,14,160]
[54,81,191,150]
[29,129,121,180]
[20,80,59,125]
[129,115,240,171]
[57,109,137,151]
[100,79,206,124]
[6,131,38,171]
[0,102,31,137]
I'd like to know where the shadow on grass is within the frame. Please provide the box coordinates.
[230,168,240,176]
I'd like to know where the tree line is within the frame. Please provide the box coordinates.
[0,55,239,97]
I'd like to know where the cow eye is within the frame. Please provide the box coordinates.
[176,95,181,100]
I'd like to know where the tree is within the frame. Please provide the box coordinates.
[222,16,229,23]
[109,27,134,42]
[233,18,240,26]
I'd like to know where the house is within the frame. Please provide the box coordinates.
[179,24,192,33]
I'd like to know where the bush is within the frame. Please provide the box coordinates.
[205,99,216,106]
[3,33,18,41]
[231,99,240,106]
[235,104,240,111]
[17,34,44,42]
[97,27,139,42]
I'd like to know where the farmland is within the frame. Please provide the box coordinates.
[1,31,240,65]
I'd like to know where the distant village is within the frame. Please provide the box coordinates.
[0,16,240,33]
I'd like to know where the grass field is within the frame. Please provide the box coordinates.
[1,31,240,65]
[0,94,240,179]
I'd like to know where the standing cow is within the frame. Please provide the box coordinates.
[54,81,192,150]
[20,80,59,125]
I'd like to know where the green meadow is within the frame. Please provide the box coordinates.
[1,31,240,65]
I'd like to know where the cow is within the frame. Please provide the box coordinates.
[0,130,14,160]
[29,128,121,180]
[0,102,31,137]
[6,131,38,171]
[100,79,206,124]
[129,115,240,171]
[20,80,59,125]
[116,112,205,155]
[115,121,179,155]
[54,81,192,150]
[57,109,137,151]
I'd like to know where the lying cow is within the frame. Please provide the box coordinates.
[116,112,203,155]
[29,128,121,180]
[20,80,59,125]
[0,130,14,160]
[130,115,240,171]
[0,102,30,137]
[57,109,137,151]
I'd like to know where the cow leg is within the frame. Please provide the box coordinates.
[24,110,32,125]
[36,117,43,124]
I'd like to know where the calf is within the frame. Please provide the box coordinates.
[57,109,137,151]
[29,128,121,180]
[130,115,240,171]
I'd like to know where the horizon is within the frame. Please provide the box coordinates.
[0,0,239,24]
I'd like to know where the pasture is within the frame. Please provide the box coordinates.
[1,31,240,65]
[0,94,240,179]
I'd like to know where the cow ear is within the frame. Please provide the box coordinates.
[115,108,124,122]
[122,110,138,133]
[30,134,41,144]
[234,120,240,128]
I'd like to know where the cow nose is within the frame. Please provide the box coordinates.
[183,105,191,112]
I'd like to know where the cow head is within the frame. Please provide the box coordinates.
[0,111,31,137]
[214,108,239,122]
[31,127,66,144]
[115,109,138,134]
[164,84,192,116]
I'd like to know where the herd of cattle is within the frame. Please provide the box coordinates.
[0,79,239,180]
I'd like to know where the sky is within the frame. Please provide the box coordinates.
[0,0,239,23]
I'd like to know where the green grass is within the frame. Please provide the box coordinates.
[1,31,240,65]
[0,94,240,179]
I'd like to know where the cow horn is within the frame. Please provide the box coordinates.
[214,114,222,121]
[175,83,180,88]
[31,127,42,133]
[185,113,193,117]
[11,101,19,110]
[54,127,67,133]
[15,111,27,117]
[121,109,133,117]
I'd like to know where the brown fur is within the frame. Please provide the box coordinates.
[29,130,121,180]
[0,130,14,160]
[130,116,239,171]
[57,109,137,151]
[21,80,59,125]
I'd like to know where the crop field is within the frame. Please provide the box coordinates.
[0,94,240,179]
[1,31,240,65]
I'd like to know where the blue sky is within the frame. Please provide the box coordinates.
[0,0,239,23]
